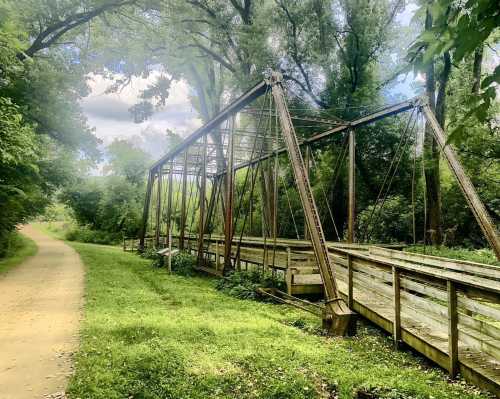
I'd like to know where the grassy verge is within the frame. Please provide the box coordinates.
[67,241,488,399]
[0,231,37,275]
[405,245,499,266]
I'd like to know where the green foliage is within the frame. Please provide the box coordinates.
[357,195,423,244]
[37,203,73,223]
[171,251,197,276]
[408,0,500,138]
[141,250,196,273]
[105,139,149,185]
[140,247,163,268]
[215,270,285,300]
[59,137,151,240]
[406,245,499,267]
[65,226,121,245]
[0,3,101,252]
[66,242,488,398]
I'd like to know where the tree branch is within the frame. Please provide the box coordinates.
[179,43,236,73]
[20,0,139,59]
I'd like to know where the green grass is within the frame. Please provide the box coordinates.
[0,231,37,274]
[405,245,499,266]
[66,241,490,399]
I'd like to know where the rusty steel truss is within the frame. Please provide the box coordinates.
[139,71,500,336]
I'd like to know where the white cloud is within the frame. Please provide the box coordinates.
[81,72,202,146]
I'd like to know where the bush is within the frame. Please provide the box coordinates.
[215,270,285,300]
[65,226,121,245]
[140,247,163,268]
[406,245,499,267]
[141,250,197,273]
[171,252,197,276]
[356,195,423,243]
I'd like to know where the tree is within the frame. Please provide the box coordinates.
[105,139,150,186]
[409,0,499,141]
[0,0,144,252]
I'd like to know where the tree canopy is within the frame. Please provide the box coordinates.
[0,0,498,250]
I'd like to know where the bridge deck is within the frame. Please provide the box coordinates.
[129,235,500,395]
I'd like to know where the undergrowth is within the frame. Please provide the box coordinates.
[141,249,198,275]
[215,269,293,300]
[405,245,499,266]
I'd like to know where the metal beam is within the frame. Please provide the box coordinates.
[304,145,310,241]
[421,103,500,259]
[154,170,162,248]
[197,135,208,266]
[213,97,421,178]
[139,170,154,250]
[165,161,173,247]
[347,129,356,244]
[224,117,235,273]
[269,72,354,336]
[179,151,188,250]
[149,81,267,171]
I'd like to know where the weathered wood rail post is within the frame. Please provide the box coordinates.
[392,266,401,348]
[447,280,458,378]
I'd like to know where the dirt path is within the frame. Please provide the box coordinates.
[0,225,84,399]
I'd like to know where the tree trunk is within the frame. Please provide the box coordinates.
[423,6,442,246]
[472,46,483,95]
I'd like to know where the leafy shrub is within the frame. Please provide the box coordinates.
[140,247,163,268]
[65,226,121,245]
[171,252,197,276]
[406,245,499,267]
[356,195,423,243]
[215,270,285,300]
[141,250,197,272]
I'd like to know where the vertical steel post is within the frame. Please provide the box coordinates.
[197,135,208,266]
[205,177,219,234]
[348,129,356,244]
[271,144,278,268]
[155,168,162,248]
[304,145,310,240]
[224,117,235,272]
[422,103,500,259]
[269,72,354,336]
[166,160,173,247]
[139,170,154,250]
[179,151,188,250]
[249,171,254,236]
